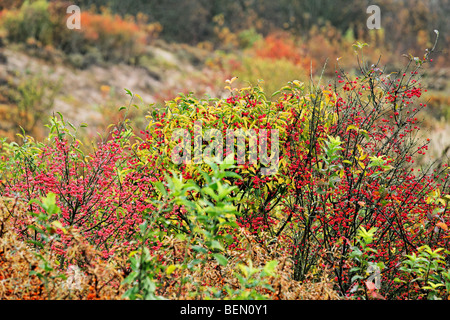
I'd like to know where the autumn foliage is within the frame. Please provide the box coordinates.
[0,0,160,64]
[1,26,450,300]
[253,33,314,71]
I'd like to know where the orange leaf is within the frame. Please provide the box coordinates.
[365,281,376,291]
[437,222,448,231]
[366,281,385,300]
[371,291,386,300]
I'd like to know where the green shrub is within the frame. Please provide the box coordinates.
[1,0,53,45]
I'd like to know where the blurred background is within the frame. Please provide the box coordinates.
[0,0,449,161]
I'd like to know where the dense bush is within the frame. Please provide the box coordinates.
[1,33,450,300]
[0,0,158,65]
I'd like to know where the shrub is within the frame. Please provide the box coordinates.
[0,1,151,65]
[0,0,53,46]
[394,245,450,300]
[253,33,313,71]
[281,38,450,299]
[72,9,146,63]
[0,194,128,299]
[0,108,155,262]
[133,35,450,299]
[1,33,448,300]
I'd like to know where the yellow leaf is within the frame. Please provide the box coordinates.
[243,117,249,128]
[166,265,178,275]
[293,80,304,88]
[437,222,448,231]
[129,250,138,257]
[225,77,238,84]
[51,221,67,234]
[358,161,366,169]
[100,85,110,92]
[357,154,368,161]
[347,125,359,132]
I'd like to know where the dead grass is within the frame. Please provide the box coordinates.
[0,196,341,300]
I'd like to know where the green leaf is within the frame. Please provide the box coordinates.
[152,181,167,196]
[271,90,281,97]
[124,88,133,97]
[192,245,208,254]
[27,239,45,249]
[213,253,228,266]
[353,41,368,50]
[209,240,224,251]
[351,275,363,282]
[42,192,57,209]
[188,259,202,269]
[262,260,278,276]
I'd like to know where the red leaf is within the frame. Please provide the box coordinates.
[366,281,386,300]
[371,291,386,300]
[365,281,376,292]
